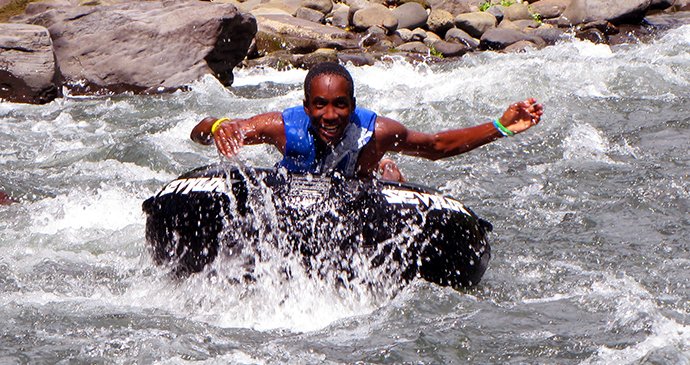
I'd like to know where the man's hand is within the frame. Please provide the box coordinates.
[211,118,245,157]
[498,98,544,135]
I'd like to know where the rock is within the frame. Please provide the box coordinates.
[396,40,428,53]
[427,9,455,36]
[388,32,405,47]
[244,50,298,70]
[561,0,652,26]
[12,0,255,97]
[479,27,545,50]
[445,27,480,48]
[0,23,58,104]
[346,0,369,22]
[530,0,567,19]
[331,4,350,28]
[650,0,673,9]
[411,27,428,41]
[255,14,360,55]
[430,39,469,57]
[301,0,333,14]
[337,51,380,66]
[455,11,497,38]
[295,47,338,68]
[352,4,398,33]
[296,6,326,23]
[525,25,567,45]
[607,24,654,45]
[426,0,469,16]
[254,0,304,16]
[423,30,441,46]
[399,0,431,10]
[396,28,414,42]
[673,0,690,11]
[504,39,539,52]
[575,27,607,43]
[498,19,521,31]
[0,190,17,205]
[578,19,619,35]
[512,19,541,30]
[503,2,533,21]
[250,7,293,16]
[486,4,504,22]
[362,26,390,49]
[391,2,428,30]
[216,0,263,14]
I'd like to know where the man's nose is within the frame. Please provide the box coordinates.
[323,104,337,120]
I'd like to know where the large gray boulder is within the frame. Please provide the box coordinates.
[11,0,256,97]
[503,2,533,21]
[530,0,568,19]
[391,2,428,30]
[352,4,398,32]
[561,0,652,26]
[0,24,59,104]
[455,11,497,38]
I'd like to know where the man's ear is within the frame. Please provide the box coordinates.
[303,99,308,113]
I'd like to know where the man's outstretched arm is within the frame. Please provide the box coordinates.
[383,98,543,160]
[190,112,286,157]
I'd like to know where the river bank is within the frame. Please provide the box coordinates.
[2,0,690,104]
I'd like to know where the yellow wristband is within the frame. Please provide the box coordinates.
[210,118,231,135]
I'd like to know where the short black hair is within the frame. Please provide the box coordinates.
[304,62,355,101]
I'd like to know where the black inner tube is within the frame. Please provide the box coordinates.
[142,165,493,287]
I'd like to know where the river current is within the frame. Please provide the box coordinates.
[1,26,689,364]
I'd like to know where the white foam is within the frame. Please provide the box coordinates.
[29,183,147,234]
[562,123,615,163]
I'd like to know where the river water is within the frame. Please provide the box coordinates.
[1,25,690,364]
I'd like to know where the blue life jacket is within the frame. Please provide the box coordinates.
[278,106,377,177]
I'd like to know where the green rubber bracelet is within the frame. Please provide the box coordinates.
[493,119,514,137]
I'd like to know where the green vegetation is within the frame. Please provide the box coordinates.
[428,44,443,58]
[479,1,517,12]
[531,11,542,24]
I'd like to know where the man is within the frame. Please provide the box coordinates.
[191,62,543,181]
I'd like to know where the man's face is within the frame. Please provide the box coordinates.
[304,74,354,146]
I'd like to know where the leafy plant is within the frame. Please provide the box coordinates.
[531,12,542,24]
[479,0,517,12]
[428,44,443,58]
